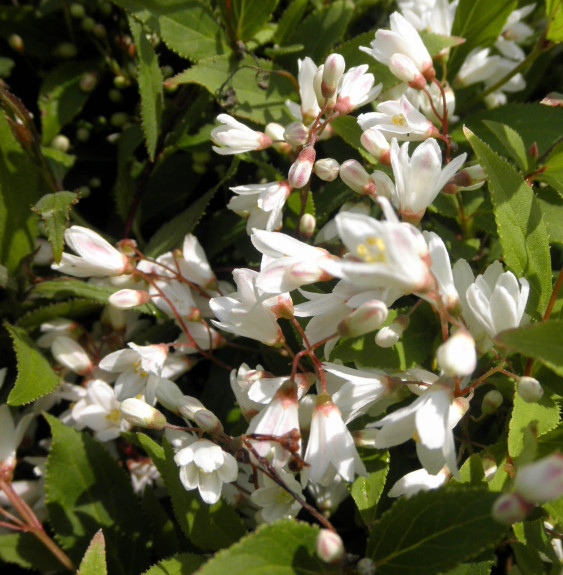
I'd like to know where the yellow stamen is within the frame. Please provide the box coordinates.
[106,408,121,423]
[392,114,407,126]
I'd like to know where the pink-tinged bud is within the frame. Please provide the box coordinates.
[442,165,486,194]
[436,331,476,377]
[288,147,316,188]
[389,54,426,90]
[283,122,309,147]
[177,395,205,421]
[481,389,504,415]
[265,122,293,154]
[360,128,391,163]
[313,66,325,108]
[314,158,340,181]
[339,159,377,197]
[375,315,410,348]
[353,428,379,447]
[120,398,167,429]
[315,529,345,564]
[422,62,436,82]
[338,300,388,337]
[271,293,294,319]
[108,289,150,309]
[321,53,346,99]
[194,409,224,435]
[516,376,544,403]
[79,72,98,92]
[528,142,538,160]
[482,453,498,481]
[51,335,93,375]
[492,492,532,525]
[8,34,24,53]
[514,454,563,503]
[299,213,316,238]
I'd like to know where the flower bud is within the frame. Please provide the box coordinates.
[492,492,531,525]
[288,147,316,188]
[265,122,292,154]
[436,331,476,377]
[321,53,345,100]
[360,127,391,164]
[375,315,409,348]
[155,378,185,413]
[177,395,205,421]
[482,453,498,481]
[8,34,24,53]
[70,3,86,18]
[51,335,93,375]
[81,17,96,32]
[339,160,377,197]
[481,389,504,415]
[442,164,486,194]
[338,300,388,338]
[299,214,316,239]
[55,42,78,58]
[270,293,294,319]
[51,135,71,153]
[314,158,340,181]
[79,72,98,92]
[283,122,309,147]
[315,529,345,564]
[389,53,426,90]
[108,289,150,309]
[516,376,544,403]
[357,558,377,575]
[120,398,167,430]
[353,428,379,448]
[194,409,224,435]
[514,454,563,504]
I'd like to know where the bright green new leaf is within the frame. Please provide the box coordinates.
[367,487,507,574]
[112,0,228,61]
[465,127,552,314]
[350,449,389,527]
[216,0,278,43]
[419,30,465,58]
[4,321,59,406]
[44,415,150,575]
[196,520,333,575]
[141,553,204,575]
[32,191,79,263]
[483,120,529,172]
[77,530,107,575]
[0,532,64,572]
[546,0,563,42]
[129,16,163,161]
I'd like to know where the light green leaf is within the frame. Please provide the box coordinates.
[366,487,507,575]
[129,16,163,161]
[77,530,107,575]
[217,0,278,43]
[546,0,563,42]
[483,120,528,172]
[141,553,204,575]
[419,30,465,58]
[39,61,96,144]
[465,127,552,314]
[4,321,59,406]
[32,191,79,263]
[273,0,308,45]
[496,320,563,376]
[112,0,228,61]
[537,422,563,458]
[538,141,563,195]
[196,520,333,575]
[350,449,389,527]
[44,415,150,574]
[457,454,487,485]
[513,519,562,565]
[0,532,64,571]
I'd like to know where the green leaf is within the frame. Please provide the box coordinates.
[331,115,378,164]
[77,530,107,575]
[111,0,228,61]
[465,127,552,315]
[145,157,239,257]
[140,486,180,558]
[113,124,144,222]
[129,16,164,161]
[419,30,465,58]
[350,449,389,527]
[366,487,507,575]
[449,0,517,77]
[513,519,562,565]
[141,553,204,575]
[483,121,528,172]
[196,520,333,575]
[167,55,294,125]
[496,320,563,376]
[4,321,59,406]
[440,560,494,575]
[44,414,150,574]
[0,532,64,572]
[137,433,247,551]
[537,187,563,244]
[538,141,563,194]
[17,299,101,329]
[217,0,279,43]
[273,0,308,45]
[32,191,79,263]
[546,0,563,42]
[511,541,546,575]
[38,61,96,144]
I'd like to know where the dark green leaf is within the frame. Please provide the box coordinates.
[350,449,389,527]
[140,486,180,559]
[465,128,552,314]
[483,120,528,172]
[141,553,204,575]
[17,299,101,329]
[367,487,507,575]
[440,560,494,575]
[537,187,563,244]
[217,0,279,43]
[511,541,546,575]
[0,532,64,571]
[273,0,308,45]
[77,530,107,575]
[4,321,59,406]
[538,141,563,194]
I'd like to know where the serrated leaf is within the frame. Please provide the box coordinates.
[137,433,246,551]
[465,127,552,314]
[111,0,228,61]
[264,44,305,57]
[195,520,333,575]
[546,0,563,42]
[129,16,163,161]
[145,157,239,257]
[142,553,204,575]
[449,0,517,77]
[538,141,563,194]
[419,30,465,58]
[77,530,107,575]
[273,0,308,45]
[167,55,294,125]
[496,320,563,376]
[366,487,507,575]
[483,121,528,172]
[39,61,96,144]
[17,299,101,329]
[0,532,64,571]
[350,449,389,527]
[44,414,150,574]
[217,0,278,43]
[32,191,79,263]
[537,187,563,244]
[4,321,59,406]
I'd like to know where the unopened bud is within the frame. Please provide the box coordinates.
[177,395,205,421]
[442,164,486,194]
[55,42,77,58]
[108,289,150,309]
[82,16,96,32]
[8,34,24,53]
[492,492,531,525]
[271,293,294,319]
[436,331,476,377]
[111,112,129,128]
[113,75,129,90]
[79,72,98,92]
[338,300,388,337]
[357,558,377,575]
[70,3,86,18]
[516,377,543,403]
[120,398,166,429]
[389,54,426,90]
[194,409,224,435]
[51,335,93,375]
[288,147,316,188]
[339,160,377,197]
[283,122,309,146]
[76,127,90,142]
[375,315,409,348]
[51,135,70,153]
[481,389,503,415]
[514,454,563,504]
[360,128,391,164]
[315,529,345,564]
[265,122,292,154]
[321,53,345,99]
[527,142,538,160]
[155,378,184,413]
[299,214,316,238]
[482,453,498,481]
[314,158,340,181]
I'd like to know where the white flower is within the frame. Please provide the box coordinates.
[181,234,217,289]
[0,404,34,477]
[251,470,303,523]
[127,459,161,494]
[52,226,130,278]
[398,0,457,36]
[334,65,382,115]
[51,335,93,375]
[436,331,477,377]
[423,231,459,309]
[286,57,321,124]
[211,114,272,155]
[174,438,238,505]
[388,467,449,498]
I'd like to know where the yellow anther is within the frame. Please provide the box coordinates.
[366,236,386,251]
[106,408,121,423]
[392,114,407,126]
[412,430,420,443]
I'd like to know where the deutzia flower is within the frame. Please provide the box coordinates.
[0,404,34,478]
[388,467,449,498]
[251,470,303,523]
[334,65,382,115]
[286,57,321,124]
[174,437,238,505]
[398,0,457,36]
[211,114,272,155]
